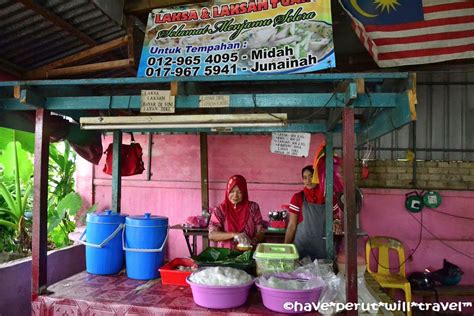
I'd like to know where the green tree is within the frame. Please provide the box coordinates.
[0,130,34,254]
[47,142,82,247]
[0,127,83,254]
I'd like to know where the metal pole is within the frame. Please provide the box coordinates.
[112,131,122,213]
[325,132,334,259]
[147,132,153,181]
[200,133,209,211]
[411,121,417,187]
[342,107,358,310]
[32,108,50,299]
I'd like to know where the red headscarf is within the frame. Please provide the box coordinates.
[303,186,325,204]
[220,175,250,233]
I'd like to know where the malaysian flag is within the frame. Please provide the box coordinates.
[339,0,474,67]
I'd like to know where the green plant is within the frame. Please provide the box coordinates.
[0,127,85,253]
[48,192,82,248]
[80,203,97,225]
[0,131,34,254]
[47,142,82,248]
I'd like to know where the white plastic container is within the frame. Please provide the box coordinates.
[254,243,299,276]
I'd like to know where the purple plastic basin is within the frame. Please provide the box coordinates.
[186,277,254,309]
[255,279,324,314]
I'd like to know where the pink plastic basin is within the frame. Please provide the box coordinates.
[256,279,324,314]
[186,277,254,309]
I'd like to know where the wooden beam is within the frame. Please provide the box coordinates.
[408,73,417,121]
[127,67,138,77]
[355,78,365,94]
[342,107,357,311]
[112,131,122,213]
[327,108,342,131]
[45,59,134,78]
[125,0,208,14]
[0,73,410,85]
[170,81,178,96]
[32,108,50,299]
[20,89,46,108]
[3,93,398,113]
[132,20,144,72]
[336,79,364,98]
[26,36,129,79]
[325,132,334,259]
[17,0,96,47]
[344,82,357,106]
[0,58,24,78]
[126,16,137,66]
[357,92,414,145]
[13,86,21,99]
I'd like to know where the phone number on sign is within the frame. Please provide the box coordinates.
[145,64,237,77]
[146,53,238,67]
[144,52,240,77]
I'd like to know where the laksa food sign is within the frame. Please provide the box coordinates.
[138,0,335,77]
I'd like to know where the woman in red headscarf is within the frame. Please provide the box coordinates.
[209,175,264,249]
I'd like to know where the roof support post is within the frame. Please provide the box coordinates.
[112,131,122,213]
[325,132,334,259]
[32,108,50,299]
[200,133,209,212]
[342,107,357,310]
[146,133,153,181]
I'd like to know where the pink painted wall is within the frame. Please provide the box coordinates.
[77,133,324,259]
[360,189,474,285]
[76,134,474,287]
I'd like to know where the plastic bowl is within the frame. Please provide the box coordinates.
[186,277,254,309]
[255,279,324,314]
[439,274,462,286]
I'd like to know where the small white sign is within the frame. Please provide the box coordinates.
[140,90,175,113]
[271,132,311,157]
[199,95,230,108]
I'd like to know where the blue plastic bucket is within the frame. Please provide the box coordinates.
[80,210,126,275]
[124,213,169,280]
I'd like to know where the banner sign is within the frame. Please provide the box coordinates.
[271,132,311,157]
[138,0,335,77]
[140,90,175,113]
[199,95,230,108]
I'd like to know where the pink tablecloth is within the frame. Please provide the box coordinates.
[31,271,291,315]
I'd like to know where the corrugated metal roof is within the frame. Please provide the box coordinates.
[0,0,126,74]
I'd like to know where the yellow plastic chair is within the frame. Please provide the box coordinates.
[365,236,412,316]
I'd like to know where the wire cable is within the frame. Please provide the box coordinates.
[407,211,474,260]
[367,210,423,271]
[248,81,345,124]
[250,90,339,124]
[248,93,287,123]
[426,207,474,221]
[289,88,340,123]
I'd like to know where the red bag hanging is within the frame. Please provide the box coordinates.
[103,134,145,176]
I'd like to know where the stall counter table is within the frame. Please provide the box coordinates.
[31,271,293,315]
[32,271,404,315]
[171,224,286,256]
[170,224,209,256]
